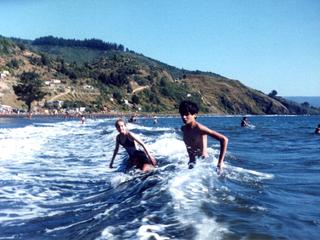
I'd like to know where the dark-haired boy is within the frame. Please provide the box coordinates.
[179,100,228,171]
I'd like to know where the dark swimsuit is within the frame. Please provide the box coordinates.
[121,136,150,171]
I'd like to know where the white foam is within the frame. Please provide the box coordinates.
[149,132,186,158]
[167,159,229,240]
[225,165,274,182]
[127,122,172,132]
[0,117,271,237]
[137,224,170,240]
[110,173,132,187]
[0,120,113,224]
[99,226,116,239]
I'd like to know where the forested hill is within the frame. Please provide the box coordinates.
[32,36,125,51]
[1,35,319,115]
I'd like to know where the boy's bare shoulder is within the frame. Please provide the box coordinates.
[196,122,211,132]
[195,122,205,129]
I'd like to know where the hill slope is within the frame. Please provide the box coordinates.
[1,36,319,115]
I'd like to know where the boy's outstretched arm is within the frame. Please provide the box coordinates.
[201,125,228,170]
[217,135,228,170]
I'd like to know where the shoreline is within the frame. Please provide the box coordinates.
[0,112,315,120]
[0,112,181,119]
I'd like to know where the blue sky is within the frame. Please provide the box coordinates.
[0,0,319,96]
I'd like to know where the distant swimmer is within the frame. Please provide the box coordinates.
[110,118,157,172]
[179,100,228,172]
[80,115,86,124]
[128,114,137,123]
[153,115,158,124]
[315,124,320,134]
[241,117,250,127]
[128,115,135,123]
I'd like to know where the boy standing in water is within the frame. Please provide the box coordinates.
[179,100,228,171]
[110,119,156,172]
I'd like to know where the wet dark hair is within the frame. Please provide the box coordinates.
[179,100,199,115]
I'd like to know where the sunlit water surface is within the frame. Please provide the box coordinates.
[0,115,319,240]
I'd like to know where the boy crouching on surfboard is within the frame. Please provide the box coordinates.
[110,118,157,172]
[179,100,228,172]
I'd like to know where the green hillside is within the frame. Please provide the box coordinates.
[1,36,319,115]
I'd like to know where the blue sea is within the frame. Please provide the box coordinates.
[284,96,320,108]
[0,115,319,240]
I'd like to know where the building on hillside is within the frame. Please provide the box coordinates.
[45,79,63,86]
[0,70,10,79]
[46,100,64,109]
[0,104,13,114]
[51,79,61,84]
[83,84,94,90]
[0,70,10,80]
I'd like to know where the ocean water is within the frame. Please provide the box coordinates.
[0,115,319,240]
[285,96,320,108]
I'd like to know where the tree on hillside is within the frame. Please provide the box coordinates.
[33,36,125,51]
[40,53,50,66]
[13,71,46,112]
[301,102,310,108]
[268,90,278,98]
[6,58,19,69]
[131,94,140,105]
